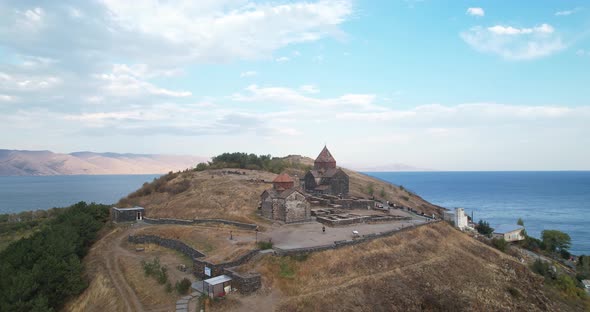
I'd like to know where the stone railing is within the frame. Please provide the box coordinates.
[128,234,205,259]
[143,217,257,230]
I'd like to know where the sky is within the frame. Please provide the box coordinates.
[0,0,589,171]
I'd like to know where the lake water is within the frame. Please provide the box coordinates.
[366,171,590,255]
[1,172,588,255]
[0,175,160,214]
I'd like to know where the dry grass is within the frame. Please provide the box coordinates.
[118,255,176,308]
[135,224,257,262]
[65,272,125,312]
[235,222,556,312]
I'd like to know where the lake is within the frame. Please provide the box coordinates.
[366,171,590,255]
[0,175,160,214]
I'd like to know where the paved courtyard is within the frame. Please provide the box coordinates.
[259,210,427,249]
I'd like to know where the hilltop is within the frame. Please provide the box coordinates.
[0,149,206,176]
[116,154,445,223]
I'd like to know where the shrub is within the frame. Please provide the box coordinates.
[507,286,520,298]
[492,238,508,252]
[531,259,552,279]
[257,241,273,250]
[175,278,192,295]
[165,281,173,293]
[552,275,587,299]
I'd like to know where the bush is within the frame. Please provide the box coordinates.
[165,281,173,293]
[531,259,553,279]
[175,278,192,295]
[507,286,520,298]
[257,241,273,250]
[141,258,168,285]
[492,238,508,252]
[552,275,587,299]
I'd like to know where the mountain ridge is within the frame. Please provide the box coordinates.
[0,149,207,176]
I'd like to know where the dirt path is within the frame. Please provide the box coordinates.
[96,228,146,312]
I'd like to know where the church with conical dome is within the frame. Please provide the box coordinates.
[302,146,349,197]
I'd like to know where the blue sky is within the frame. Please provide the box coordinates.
[1,0,589,170]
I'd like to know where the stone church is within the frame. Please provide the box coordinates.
[302,146,349,197]
[260,173,311,223]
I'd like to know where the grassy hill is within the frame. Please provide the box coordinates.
[223,222,588,311]
[116,154,445,223]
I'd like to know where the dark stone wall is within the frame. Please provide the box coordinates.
[128,234,205,259]
[224,268,261,294]
[142,217,257,230]
[334,199,374,209]
[194,249,260,279]
[303,171,317,193]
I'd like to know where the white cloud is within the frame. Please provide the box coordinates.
[466,8,485,17]
[240,71,258,78]
[275,57,290,63]
[300,85,320,93]
[95,70,191,98]
[232,84,380,110]
[0,94,17,102]
[487,24,554,35]
[97,0,352,65]
[0,72,61,91]
[555,8,581,16]
[461,24,565,60]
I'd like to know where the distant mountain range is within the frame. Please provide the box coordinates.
[0,149,208,176]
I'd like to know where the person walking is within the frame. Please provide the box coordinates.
[322,225,326,234]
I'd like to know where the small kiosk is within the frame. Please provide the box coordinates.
[202,275,233,298]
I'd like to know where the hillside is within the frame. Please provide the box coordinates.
[224,222,560,311]
[0,149,207,176]
[116,155,445,223]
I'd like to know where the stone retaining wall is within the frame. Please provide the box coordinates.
[128,234,205,259]
[193,249,260,279]
[274,221,441,256]
[143,217,257,230]
[224,268,262,294]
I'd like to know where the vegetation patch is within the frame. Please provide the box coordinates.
[141,257,169,285]
[279,258,296,279]
[195,152,311,173]
[257,241,273,250]
[175,278,192,295]
[0,202,109,312]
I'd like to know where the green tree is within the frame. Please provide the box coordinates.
[379,188,386,198]
[367,183,374,196]
[476,220,494,236]
[541,230,571,253]
[517,218,524,226]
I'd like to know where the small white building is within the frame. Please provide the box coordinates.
[493,224,525,242]
[454,208,468,230]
